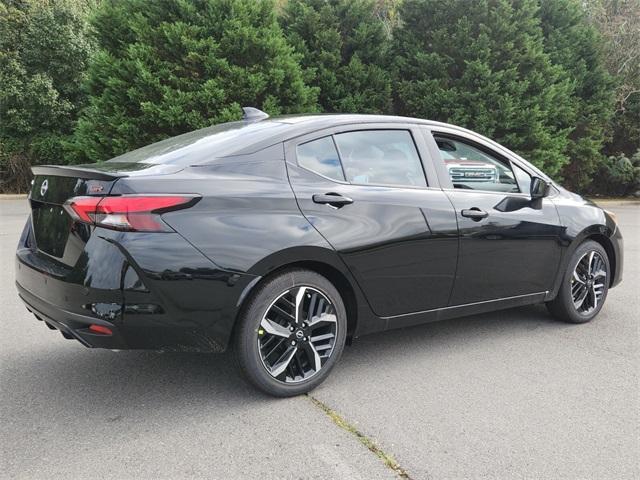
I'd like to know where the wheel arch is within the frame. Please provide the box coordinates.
[583,233,617,287]
[269,260,359,340]
[547,224,618,302]
[569,223,617,287]
[235,246,372,344]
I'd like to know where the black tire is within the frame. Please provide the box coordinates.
[546,240,610,324]
[234,269,347,397]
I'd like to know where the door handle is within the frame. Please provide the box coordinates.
[461,207,489,221]
[312,193,354,208]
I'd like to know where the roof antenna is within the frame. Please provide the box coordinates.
[242,107,269,122]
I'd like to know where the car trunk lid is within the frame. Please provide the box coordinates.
[29,166,123,266]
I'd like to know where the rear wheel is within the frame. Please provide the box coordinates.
[234,269,347,397]
[547,240,610,324]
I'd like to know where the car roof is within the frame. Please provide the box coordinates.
[265,113,511,149]
[273,113,439,130]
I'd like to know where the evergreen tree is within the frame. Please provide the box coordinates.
[538,0,614,190]
[73,0,317,162]
[585,0,640,160]
[281,0,392,114]
[0,0,93,191]
[608,94,640,159]
[393,0,575,177]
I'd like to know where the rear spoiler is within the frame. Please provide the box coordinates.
[31,165,128,181]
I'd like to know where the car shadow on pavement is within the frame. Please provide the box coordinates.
[3,304,561,415]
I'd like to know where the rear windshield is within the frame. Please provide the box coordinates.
[107,120,290,165]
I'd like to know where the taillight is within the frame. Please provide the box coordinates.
[64,195,200,232]
[65,196,102,223]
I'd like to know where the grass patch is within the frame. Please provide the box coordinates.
[308,395,412,479]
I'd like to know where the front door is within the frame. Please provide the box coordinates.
[286,126,459,318]
[427,130,564,305]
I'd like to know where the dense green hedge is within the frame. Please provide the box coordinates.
[1,0,638,195]
[73,0,317,162]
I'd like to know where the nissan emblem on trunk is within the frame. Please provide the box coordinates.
[40,179,48,197]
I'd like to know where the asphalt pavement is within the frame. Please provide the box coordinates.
[1,198,638,479]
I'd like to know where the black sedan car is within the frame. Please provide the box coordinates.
[16,109,623,396]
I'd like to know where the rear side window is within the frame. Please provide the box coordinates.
[297,136,345,182]
[296,129,427,188]
[334,130,427,187]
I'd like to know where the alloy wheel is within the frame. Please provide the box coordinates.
[258,286,338,383]
[571,250,607,315]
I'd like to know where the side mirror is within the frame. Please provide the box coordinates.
[530,176,550,199]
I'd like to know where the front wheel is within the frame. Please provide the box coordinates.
[234,269,347,397]
[547,240,610,324]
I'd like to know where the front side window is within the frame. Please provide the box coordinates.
[333,130,427,187]
[434,135,520,193]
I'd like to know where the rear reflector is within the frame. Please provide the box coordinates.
[64,194,199,232]
[88,324,113,335]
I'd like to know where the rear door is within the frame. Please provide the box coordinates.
[422,127,564,305]
[286,124,458,318]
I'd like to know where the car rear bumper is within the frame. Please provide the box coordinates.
[15,219,258,352]
[17,281,128,349]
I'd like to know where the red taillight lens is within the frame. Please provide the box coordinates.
[65,196,102,223]
[64,195,199,232]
